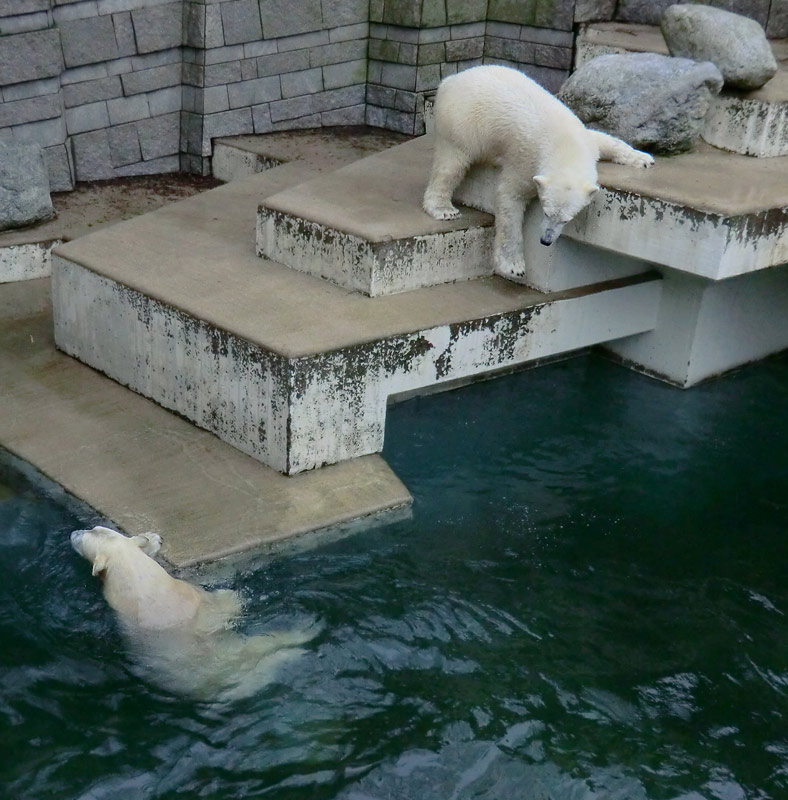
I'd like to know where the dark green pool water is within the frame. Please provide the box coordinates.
[1,355,786,799]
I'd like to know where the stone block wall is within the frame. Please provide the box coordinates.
[2,1,786,189]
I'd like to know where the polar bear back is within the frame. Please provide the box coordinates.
[433,65,595,173]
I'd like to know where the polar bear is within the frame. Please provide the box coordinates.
[71,526,319,701]
[422,65,654,281]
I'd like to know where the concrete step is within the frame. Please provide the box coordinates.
[576,22,788,158]
[212,127,411,182]
[257,136,495,296]
[0,279,411,569]
[51,161,663,476]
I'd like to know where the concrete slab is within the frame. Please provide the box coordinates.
[0,279,411,568]
[51,158,662,474]
[258,137,494,295]
[0,174,221,283]
[213,126,411,182]
[456,141,788,280]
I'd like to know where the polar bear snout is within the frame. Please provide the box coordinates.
[70,529,86,556]
[539,218,565,247]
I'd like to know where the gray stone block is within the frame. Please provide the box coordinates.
[65,101,110,135]
[323,59,368,90]
[113,11,137,57]
[1,0,49,14]
[447,0,487,24]
[115,154,180,176]
[269,94,314,122]
[205,45,244,66]
[60,16,119,68]
[137,112,180,160]
[241,59,257,80]
[271,112,321,131]
[365,103,386,127]
[63,76,122,108]
[0,29,63,85]
[661,4,777,91]
[202,107,253,148]
[9,115,67,148]
[180,111,203,154]
[451,21,486,38]
[131,47,181,71]
[418,42,445,65]
[3,76,60,102]
[204,61,243,87]
[329,22,369,43]
[309,39,368,68]
[321,104,365,125]
[445,37,483,61]
[108,123,142,166]
[260,0,321,38]
[257,50,310,78]
[485,37,536,63]
[132,2,183,54]
[221,0,262,45]
[60,63,109,87]
[617,0,768,27]
[313,84,366,111]
[107,94,150,126]
[281,67,324,99]
[227,76,281,108]
[767,2,788,37]
[71,129,115,180]
[43,142,75,192]
[415,63,440,91]
[366,84,396,107]
[487,0,574,30]
[321,0,367,27]
[205,3,224,49]
[121,64,181,96]
[202,85,230,114]
[243,39,278,58]
[252,103,273,133]
[379,61,416,90]
[534,44,571,69]
[148,86,181,116]
[574,0,616,24]
[418,26,450,44]
[183,2,205,48]
[275,29,329,53]
[559,52,724,154]
[0,11,50,36]
[0,141,53,231]
[421,0,447,26]
[520,24,573,46]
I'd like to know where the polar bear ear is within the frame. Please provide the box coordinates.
[91,551,109,577]
[586,183,600,196]
[533,175,549,188]
[131,532,162,556]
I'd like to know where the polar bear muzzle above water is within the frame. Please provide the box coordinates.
[71,526,319,701]
[422,65,654,281]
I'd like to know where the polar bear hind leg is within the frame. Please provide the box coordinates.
[588,130,654,169]
[423,141,471,220]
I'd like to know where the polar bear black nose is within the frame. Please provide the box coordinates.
[540,234,554,246]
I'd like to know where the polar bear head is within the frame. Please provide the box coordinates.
[533,173,599,246]
[71,526,161,576]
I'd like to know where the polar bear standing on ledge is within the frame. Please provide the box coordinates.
[423,65,654,281]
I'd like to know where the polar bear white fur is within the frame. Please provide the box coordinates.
[71,526,318,701]
[423,65,654,281]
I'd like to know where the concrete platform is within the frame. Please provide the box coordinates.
[212,125,411,182]
[0,174,221,284]
[0,278,411,568]
[258,136,494,295]
[52,157,662,475]
[576,22,788,158]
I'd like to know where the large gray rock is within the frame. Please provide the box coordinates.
[559,52,723,154]
[0,142,54,232]
[661,4,777,90]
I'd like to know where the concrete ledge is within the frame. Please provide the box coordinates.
[257,136,495,295]
[0,240,60,283]
[1,279,411,568]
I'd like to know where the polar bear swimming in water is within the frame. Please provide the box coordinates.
[423,65,654,281]
[71,526,319,701]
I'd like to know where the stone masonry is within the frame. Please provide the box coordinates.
[2,1,786,188]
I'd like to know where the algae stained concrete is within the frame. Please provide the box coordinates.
[0,279,411,568]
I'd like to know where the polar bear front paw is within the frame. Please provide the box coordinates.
[494,255,528,283]
[625,150,655,169]
[423,201,461,221]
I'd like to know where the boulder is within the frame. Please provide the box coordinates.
[558,52,723,154]
[0,142,55,231]
[661,4,777,90]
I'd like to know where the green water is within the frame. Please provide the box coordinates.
[1,355,786,799]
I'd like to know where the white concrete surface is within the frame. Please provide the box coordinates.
[0,241,59,283]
